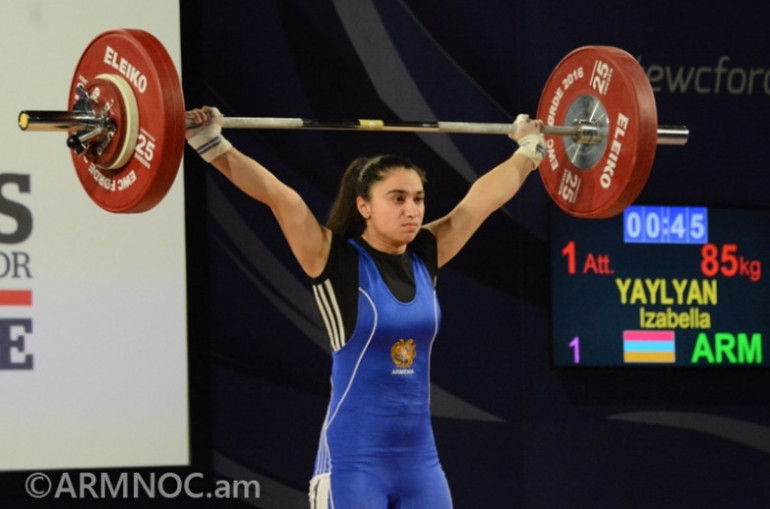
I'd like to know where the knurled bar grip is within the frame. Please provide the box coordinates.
[205,117,689,146]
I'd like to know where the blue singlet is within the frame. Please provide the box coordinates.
[309,238,452,509]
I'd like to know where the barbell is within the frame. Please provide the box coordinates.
[18,29,688,217]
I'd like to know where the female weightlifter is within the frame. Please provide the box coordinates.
[185,106,545,509]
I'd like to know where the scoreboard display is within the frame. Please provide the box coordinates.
[549,205,769,367]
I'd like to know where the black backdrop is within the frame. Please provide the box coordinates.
[179,1,770,507]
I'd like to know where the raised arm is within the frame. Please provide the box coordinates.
[424,115,545,268]
[186,107,331,277]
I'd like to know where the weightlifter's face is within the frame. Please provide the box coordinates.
[357,168,425,254]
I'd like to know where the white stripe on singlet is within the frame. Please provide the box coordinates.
[313,279,346,351]
[325,288,377,428]
[311,289,378,509]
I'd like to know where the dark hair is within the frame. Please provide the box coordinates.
[325,155,427,238]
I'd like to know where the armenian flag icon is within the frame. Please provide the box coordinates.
[623,330,675,363]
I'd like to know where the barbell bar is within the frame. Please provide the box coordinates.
[17,29,688,217]
[20,111,688,147]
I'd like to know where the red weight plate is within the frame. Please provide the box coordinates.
[69,29,185,213]
[536,46,657,218]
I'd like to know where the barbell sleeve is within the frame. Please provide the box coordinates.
[18,110,105,131]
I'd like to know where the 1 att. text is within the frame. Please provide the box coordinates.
[561,241,614,275]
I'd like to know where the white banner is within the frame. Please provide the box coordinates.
[0,1,189,470]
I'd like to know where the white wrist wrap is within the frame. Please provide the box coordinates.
[187,122,232,163]
[514,133,547,168]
